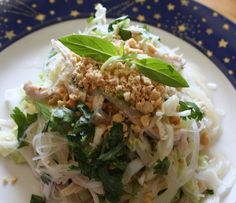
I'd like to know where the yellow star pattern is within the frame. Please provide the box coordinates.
[17,19,22,24]
[137,15,145,22]
[222,24,229,30]
[213,12,218,17]
[4,30,16,40]
[224,57,230,63]
[50,10,55,15]
[178,24,186,32]
[32,3,37,8]
[201,18,206,22]
[193,6,198,10]
[146,5,151,10]
[70,10,80,17]
[218,39,228,48]
[35,13,46,22]
[132,7,138,12]
[157,23,161,28]
[154,13,161,20]
[206,28,213,35]
[136,0,146,5]
[77,0,83,4]
[180,0,189,6]
[206,50,213,57]
[167,3,175,11]
[154,0,159,2]
[49,0,55,3]
[26,26,32,31]
[197,40,203,46]
[228,70,234,75]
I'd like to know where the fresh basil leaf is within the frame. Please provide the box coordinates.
[154,157,170,175]
[30,194,45,203]
[59,34,117,62]
[108,15,129,32]
[179,101,204,121]
[119,28,132,41]
[135,58,189,87]
[11,107,37,148]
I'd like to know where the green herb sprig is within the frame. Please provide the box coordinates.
[179,101,205,121]
[154,157,170,175]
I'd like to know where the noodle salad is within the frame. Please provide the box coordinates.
[0,4,235,203]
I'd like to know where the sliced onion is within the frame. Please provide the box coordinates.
[122,158,144,185]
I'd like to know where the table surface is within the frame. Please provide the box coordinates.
[198,0,236,22]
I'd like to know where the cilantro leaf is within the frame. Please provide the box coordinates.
[154,157,170,175]
[179,101,204,121]
[11,107,37,148]
[30,194,45,203]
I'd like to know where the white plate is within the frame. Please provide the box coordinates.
[0,19,236,203]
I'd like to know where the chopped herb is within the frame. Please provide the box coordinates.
[40,173,51,185]
[205,189,214,195]
[67,122,129,203]
[30,194,45,203]
[11,107,37,148]
[87,16,94,24]
[119,28,132,41]
[59,34,117,62]
[154,157,170,175]
[48,48,57,59]
[116,90,124,99]
[143,24,150,31]
[171,189,183,203]
[131,181,140,197]
[158,188,167,196]
[34,102,51,121]
[179,101,204,121]
[135,58,189,87]
[77,101,93,120]
[98,165,123,203]
[50,107,75,134]
[108,15,129,32]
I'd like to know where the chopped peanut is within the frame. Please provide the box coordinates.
[140,115,150,128]
[2,177,8,185]
[144,191,153,203]
[169,116,180,125]
[11,177,18,185]
[200,132,210,147]
[131,124,141,134]
[112,113,124,123]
